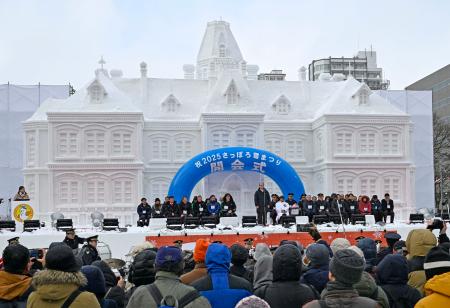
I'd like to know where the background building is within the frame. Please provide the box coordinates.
[23,20,425,225]
[406,64,450,123]
[308,50,390,90]
[0,84,70,218]
[258,70,286,81]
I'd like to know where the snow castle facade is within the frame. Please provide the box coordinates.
[23,21,415,224]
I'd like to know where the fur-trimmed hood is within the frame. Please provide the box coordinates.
[31,269,87,301]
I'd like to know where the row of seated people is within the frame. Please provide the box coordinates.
[137,194,237,226]
[269,192,395,224]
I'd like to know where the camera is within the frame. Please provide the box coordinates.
[29,249,44,260]
[427,219,444,230]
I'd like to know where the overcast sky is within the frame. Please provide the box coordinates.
[1,0,449,90]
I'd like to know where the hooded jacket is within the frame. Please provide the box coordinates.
[353,271,389,308]
[415,272,450,307]
[253,255,272,295]
[253,243,271,261]
[0,271,32,307]
[301,243,330,293]
[262,244,318,308]
[191,243,252,308]
[376,254,422,308]
[26,269,100,308]
[405,229,437,295]
[357,238,377,273]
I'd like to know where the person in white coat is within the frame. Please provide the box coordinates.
[275,196,290,223]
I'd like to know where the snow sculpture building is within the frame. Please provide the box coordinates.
[24,21,416,224]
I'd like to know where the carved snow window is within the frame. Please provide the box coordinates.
[85,130,105,156]
[87,179,105,203]
[265,138,282,156]
[315,131,324,158]
[336,177,354,194]
[162,95,181,113]
[112,131,132,156]
[212,131,230,148]
[236,131,255,147]
[26,132,36,167]
[353,84,371,106]
[87,80,106,103]
[151,180,169,202]
[359,131,376,154]
[175,138,192,160]
[383,177,401,200]
[59,181,79,204]
[151,138,169,160]
[335,131,353,154]
[272,95,291,114]
[113,179,133,203]
[286,138,304,160]
[58,131,78,157]
[219,44,226,57]
[225,81,238,105]
[360,178,377,196]
[382,132,400,154]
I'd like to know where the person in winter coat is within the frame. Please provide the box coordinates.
[206,195,221,217]
[253,243,271,261]
[181,239,210,285]
[252,254,272,297]
[127,246,211,308]
[27,244,100,308]
[220,193,237,217]
[80,265,117,308]
[300,243,330,293]
[376,254,421,308]
[254,183,270,225]
[125,248,157,305]
[370,195,383,222]
[415,245,450,307]
[376,232,402,265]
[91,261,125,308]
[0,244,33,308]
[358,195,372,215]
[63,228,85,254]
[357,238,377,274]
[275,196,289,223]
[192,195,208,217]
[137,197,152,226]
[261,244,318,308]
[162,196,180,217]
[405,228,437,295]
[179,196,193,219]
[192,243,252,308]
[78,235,101,266]
[229,244,252,284]
[381,193,395,223]
[151,198,164,218]
[304,249,379,308]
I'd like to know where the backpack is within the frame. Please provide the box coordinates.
[146,284,200,308]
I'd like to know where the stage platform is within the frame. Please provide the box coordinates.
[0,221,444,259]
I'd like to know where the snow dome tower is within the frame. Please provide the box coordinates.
[196,20,245,80]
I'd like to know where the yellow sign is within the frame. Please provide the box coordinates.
[13,203,34,222]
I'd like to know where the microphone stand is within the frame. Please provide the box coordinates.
[336,200,347,239]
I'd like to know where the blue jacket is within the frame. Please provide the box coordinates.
[300,264,329,293]
[194,243,251,308]
[207,201,221,216]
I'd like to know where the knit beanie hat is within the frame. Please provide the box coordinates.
[329,249,365,285]
[230,244,249,266]
[330,238,351,254]
[424,246,450,280]
[306,243,330,267]
[2,244,30,274]
[235,295,271,308]
[45,244,82,272]
[80,265,107,295]
[193,239,210,263]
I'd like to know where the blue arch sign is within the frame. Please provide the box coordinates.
[168,147,305,202]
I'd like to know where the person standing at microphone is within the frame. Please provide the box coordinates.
[254,183,270,226]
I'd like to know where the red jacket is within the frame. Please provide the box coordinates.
[358,201,372,214]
